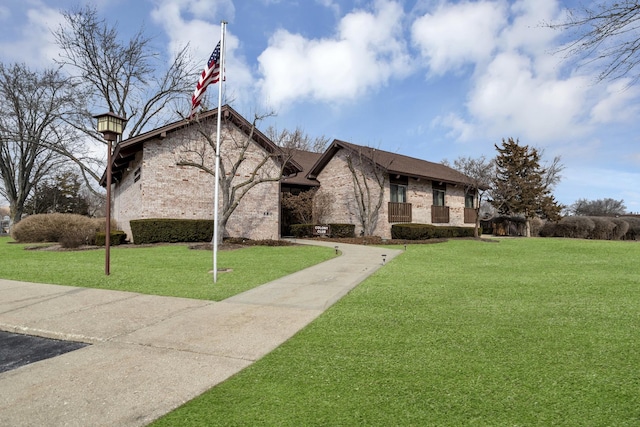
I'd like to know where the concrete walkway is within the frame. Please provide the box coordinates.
[0,240,402,427]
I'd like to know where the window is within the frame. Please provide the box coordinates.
[390,184,407,203]
[432,182,446,206]
[465,193,475,209]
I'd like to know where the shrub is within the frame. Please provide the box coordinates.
[538,222,556,237]
[291,224,315,238]
[540,216,637,241]
[391,223,435,240]
[391,224,477,240]
[587,217,616,240]
[553,216,595,239]
[11,213,100,247]
[130,218,214,244]
[95,231,128,246]
[329,223,355,238]
[610,218,630,240]
[621,217,640,240]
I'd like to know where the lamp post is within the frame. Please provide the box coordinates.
[94,111,127,275]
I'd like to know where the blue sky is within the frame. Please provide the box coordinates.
[1,0,639,212]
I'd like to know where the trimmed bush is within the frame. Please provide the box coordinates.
[11,213,102,248]
[540,216,637,241]
[391,223,477,240]
[538,222,556,237]
[329,223,355,238]
[130,218,214,244]
[588,217,616,240]
[553,216,595,239]
[611,218,630,240]
[621,217,640,240]
[291,224,315,238]
[95,231,128,246]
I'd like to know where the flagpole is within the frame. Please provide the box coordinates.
[213,21,226,283]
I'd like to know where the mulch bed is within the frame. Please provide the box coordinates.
[20,236,496,252]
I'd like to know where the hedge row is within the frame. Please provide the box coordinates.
[539,216,640,240]
[290,224,355,238]
[391,223,477,240]
[130,218,214,244]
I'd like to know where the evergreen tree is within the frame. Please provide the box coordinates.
[491,138,562,236]
[25,171,90,216]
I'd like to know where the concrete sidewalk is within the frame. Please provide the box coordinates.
[0,240,402,427]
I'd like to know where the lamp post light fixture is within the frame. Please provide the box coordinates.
[94,111,127,275]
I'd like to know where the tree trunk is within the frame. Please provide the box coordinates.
[10,203,22,227]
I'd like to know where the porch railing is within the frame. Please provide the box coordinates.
[388,202,412,223]
[431,205,450,223]
[464,207,477,224]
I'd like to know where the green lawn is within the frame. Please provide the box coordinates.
[152,238,640,426]
[0,237,335,300]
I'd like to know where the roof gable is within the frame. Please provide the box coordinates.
[307,140,473,185]
[107,105,301,183]
[281,149,322,187]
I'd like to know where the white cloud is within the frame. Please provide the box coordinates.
[466,51,591,142]
[590,79,640,123]
[151,0,235,61]
[411,0,507,75]
[257,0,411,108]
[0,4,64,67]
[423,0,640,149]
[150,0,256,106]
[432,113,475,142]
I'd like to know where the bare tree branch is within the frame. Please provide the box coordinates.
[175,109,291,243]
[546,1,640,85]
[345,148,387,236]
[0,63,76,223]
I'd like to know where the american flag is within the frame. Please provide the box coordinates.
[190,41,221,118]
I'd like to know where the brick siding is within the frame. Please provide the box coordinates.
[313,148,472,238]
[113,123,281,242]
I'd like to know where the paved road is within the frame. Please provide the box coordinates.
[0,240,402,427]
[0,331,88,373]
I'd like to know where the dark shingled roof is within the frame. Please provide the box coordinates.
[308,139,473,185]
[282,149,322,187]
[103,104,302,185]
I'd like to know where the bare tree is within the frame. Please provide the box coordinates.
[313,191,334,224]
[344,148,387,236]
[282,188,316,224]
[569,198,627,216]
[0,63,77,224]
[265,126,330,153]
[547,1,640,85]
[53,5,198,188]
[175,108,293,243]
[449,156,494,238]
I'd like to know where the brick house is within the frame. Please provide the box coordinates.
[307,140,476,238]
[109,105,301,242]
[108,107,476,241]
